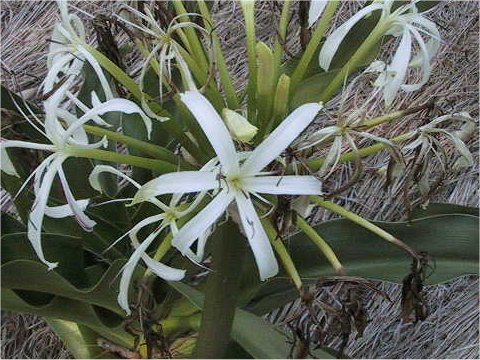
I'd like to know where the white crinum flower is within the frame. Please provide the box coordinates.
[131,91,323,280]
[308,1,328,28]
[89,165,213,314]
[44,1,113,99]
[0,83,152,270]
[116,4,204,120]
[319,0,441,106]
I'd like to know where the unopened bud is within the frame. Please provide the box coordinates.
[273,74,290,117]
[222,109,258,143]
[256,42,275,96]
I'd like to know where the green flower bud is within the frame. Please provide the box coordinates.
[273,73,290,117]
[256,42,275,96]
[222,108,258,143]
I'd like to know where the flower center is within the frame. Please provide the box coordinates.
[226,175,243,191]
[164,208,178,222]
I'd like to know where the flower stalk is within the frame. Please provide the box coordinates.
[309,196,418,258]
[290,0,340,91]
[66,147,178,174]
[193,221,247,359]
[296,216,344,274]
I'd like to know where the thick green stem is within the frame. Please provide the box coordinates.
[309,196,418,258]
[82,125,185,165]
[319,22,387,102]
[296,216,344,274]
[360,101,435,129]
[262,219,303,290]
[290,1,340,91]
[66,147,177,174]
[194,222,246,358]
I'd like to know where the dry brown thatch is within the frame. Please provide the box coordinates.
[1,1,478,359]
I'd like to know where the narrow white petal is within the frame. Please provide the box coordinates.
[180,91,239,174]
[318,3,384,70]
[44,200,89,218]
[62,98,152,144]
[1,140,56,152]
[243,175,322,195]
[57,166,96,231]
[77,46,114,100]
[242,103,322,174]
[172,189,234,254]
[131,171,218,205]
[383,30,412,107]
[27,156,65,270]
[234,193,278,280]
[308,1,328,28]
[89,165,141,193]
[1,147,19,177]
[118,226,185,315]
[401,27,431,92]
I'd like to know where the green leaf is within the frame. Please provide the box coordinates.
[46,319,117,359]
[290,69,340,108]
[168,282,333,359]
[246,213,479,315]
[411,202,479,219]
[2,289,133,348]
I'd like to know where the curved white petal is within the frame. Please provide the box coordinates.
[234,193,278,280]
[401,27,431,92]
[131,171,218,205]
[118,226,185,315]
[1,147,19,177]
[242,175,322,195]
[62,98,152,144]
[172,189,234,254]
[1,140,56,153]
[180,91,239,174]
[308,1,328,28]
[242,103,322,174]
[57,166,96,231]
[383,30,412,107]
[55,109,89,145]
[89,165,141,193]
[27,155,65,270]
[77,46,114,100]
[44,200,89,218]
[43,53,75,95]
[318,3,384,70]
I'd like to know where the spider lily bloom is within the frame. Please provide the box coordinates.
[403,112,475,170]
[131,91,323,280]
[44,1,113,99]
[319,0,441,106]
[0,85,152,270]
[89,165,206,314]
[308,1,328,28]
[116,4,203,120]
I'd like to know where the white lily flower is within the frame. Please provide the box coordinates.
[308,1,328,28]
[116,4,203,120]
[319,0,441,106]
[89,165,204,314]
[0,83,152,270]
[131,91,323,280]
[44,1,113,99]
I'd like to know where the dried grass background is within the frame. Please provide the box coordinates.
[1,0,478,359]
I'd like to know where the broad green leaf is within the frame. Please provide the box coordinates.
[169,282,333,359]
[2,289,133,348]
[411,202,479,219]
[46,318,117,359]
[246,213,479,315]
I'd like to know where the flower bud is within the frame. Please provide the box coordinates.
[273,74,290,118]
[256,42,275,96]
[222,109,258,143]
